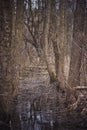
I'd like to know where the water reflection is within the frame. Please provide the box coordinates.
[10,112,87,130]
[8,81,87,130]
[10,101,86,130]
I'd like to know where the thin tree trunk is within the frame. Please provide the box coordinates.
[43,0,55,82]
[58,0,67,87]
[51,0,59,79]
[80,8,87,86]
[43,0,50,57]
[15,0,24,72]
[68,0,86,88]
[64,3,74,83]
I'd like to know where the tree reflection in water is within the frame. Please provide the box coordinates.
[10,101,86,130]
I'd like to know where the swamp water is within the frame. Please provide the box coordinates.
[0,66,87,130]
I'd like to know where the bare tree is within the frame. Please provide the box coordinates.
[15,0,25,70]
[68,0,86,88]
[0,0,13,118]
[57,0,67,87]
[80,6,87,86]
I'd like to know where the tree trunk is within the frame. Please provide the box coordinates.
[51,0,59,79]
[58,0,67,87]
[68,0,86,88]
[80,8,87,86]
[42,0,55,82]
[0,0,13,117]
[15,0,24,73]
[64,1,74,83]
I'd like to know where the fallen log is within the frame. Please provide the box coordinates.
[76,86,87,90]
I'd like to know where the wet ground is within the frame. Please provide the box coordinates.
[1,66,87,130]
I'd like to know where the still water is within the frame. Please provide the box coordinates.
[9,92,86,130]
[0,107,86,130]
[0,75,86,130]
[0,94,86,130]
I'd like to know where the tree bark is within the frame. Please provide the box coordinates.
[0,0,13,116]
[51,0,59,79]
[80,8,87,86]
[15,0,24,72]
[58,0,67,87]
[42,0,55,82]
[68,0,86,88]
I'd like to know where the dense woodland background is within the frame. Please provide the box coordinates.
[0,0,87,126]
